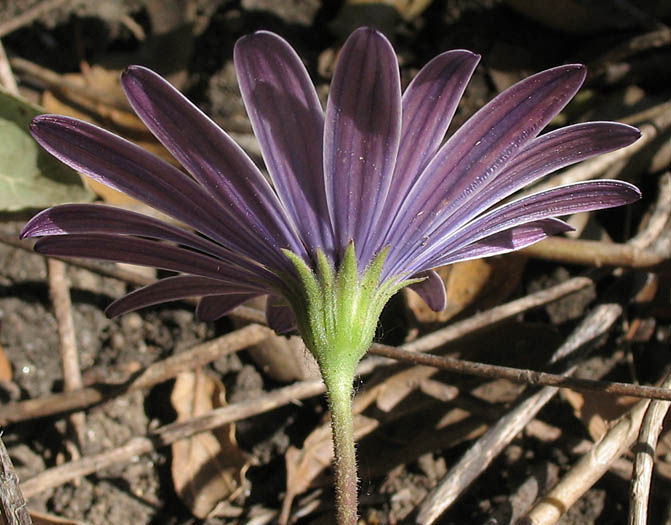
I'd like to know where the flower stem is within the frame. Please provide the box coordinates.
[323,367,358,525]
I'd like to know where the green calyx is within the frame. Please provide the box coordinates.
[282,243,416,386]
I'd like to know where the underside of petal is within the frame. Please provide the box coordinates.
[266,294,297,333]
[235,31,332,258]
[105,275,259,317]
[34,234,270,289]
[407,270,446,312]
[363,49,480,263]
[324,27,402,263]
[384,64,587,274]
[411,180,640,272]
[426,218,574,268]
[196,293,262,321]
[121,66,305,270]
[29,115,288,271]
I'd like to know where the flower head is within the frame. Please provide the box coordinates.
[22,28,640,372]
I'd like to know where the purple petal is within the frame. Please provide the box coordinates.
[235,31,332,257]
[196,294,261,322]
[384,64,588,273]
[426,219,573,268]
[29,115,288,271]
[413,180,640,271]
[323,27,401,260]
[20,204,276,282]
[105,275,259,317]
[121,66,306,267]
[362,49,480,263]
[266,295,297,334]
[408,270,446,312]
[423,122,641,246]
[34,234,270,288]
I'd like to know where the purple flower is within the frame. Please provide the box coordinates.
[22,28,640,336]
[21,28,642,522]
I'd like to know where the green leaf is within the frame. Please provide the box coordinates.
[0,87,94,211]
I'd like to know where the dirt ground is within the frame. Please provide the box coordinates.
[1,1,670,524]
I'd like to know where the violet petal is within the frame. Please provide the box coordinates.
[323,27,401,259]
[384,64,587,272]
[34,234,269,289]
[235,31,332,257]
[424,122,641,245]
[30,115,288,271]
[196,294,261,322]
[408,270,446,312]
[412,180,640,272]
[105,275,258,317]
[426,218,573,268]
[266,295,297,334]
[362,49,479,262]
[20,203,279,284]
[122,66,306,268]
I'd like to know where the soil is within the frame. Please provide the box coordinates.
[1,1,670,524]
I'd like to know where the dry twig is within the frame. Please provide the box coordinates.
[0,39,19,94]
[0,0,70,38]
[522,371,671,524]
[629,371,671,525]
[20,378,326,498]
[47,258,85,455]
[0,324,273,425]
[415,292,629,524]
[0,434,32,525]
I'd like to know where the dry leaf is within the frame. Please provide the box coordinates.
[405,254,526,324]
[561,388,639,441]
[170,370,250,519]
[0,343,12,381]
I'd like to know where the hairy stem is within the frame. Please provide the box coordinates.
[324,368,358,525]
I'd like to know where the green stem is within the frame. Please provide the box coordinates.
[323,367,358,525]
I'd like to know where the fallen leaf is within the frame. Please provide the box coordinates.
[0,343,11,381]
[0,87,94,212]
[561,388,639,441]
[170,370,250,519]
[405,254,526,324]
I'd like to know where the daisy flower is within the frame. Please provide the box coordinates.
[22,28,640,523]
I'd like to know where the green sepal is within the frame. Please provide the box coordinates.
[282,244,422,386]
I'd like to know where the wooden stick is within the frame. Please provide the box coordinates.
[47,258,85,455]
[0,433,32,525]
[20,378,326,498]
[523,373,671,525]
[629,372,671,525]
[0,39,19,94]
[0,324,273,425]
[0,0,70,38]
[415,296,626,525]
[521,237,669,271]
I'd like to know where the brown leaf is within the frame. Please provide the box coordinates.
[405,255,526,324]
[170,370,250,519]
[561,388,639,441]
[0,343,12,381]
